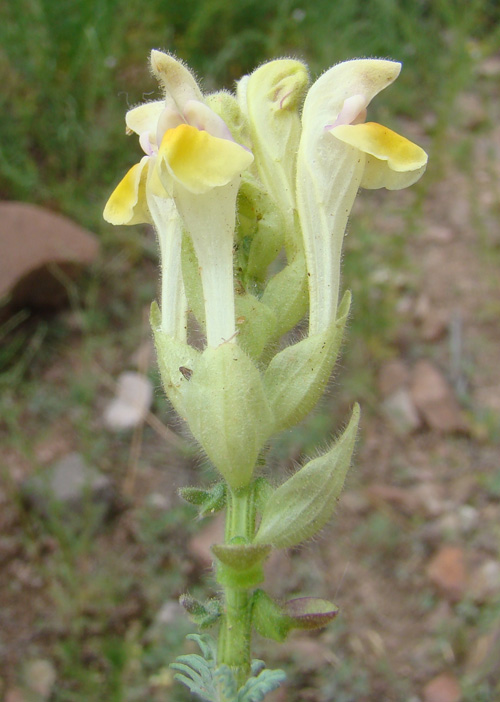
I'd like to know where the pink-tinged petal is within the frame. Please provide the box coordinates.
[183,99,234,141]
[103,156,151,225]
[329,121,428,189]
[301,59,401,143]
[157,123,253,194]
[331,94,367,127]
[125,101,164,137]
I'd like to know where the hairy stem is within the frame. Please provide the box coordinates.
[217,484,257,687]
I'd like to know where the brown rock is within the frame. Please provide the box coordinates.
[382,388,422,435]
[427,546,467,602]
[411,360,467,433]
[423,672,461,702]
[377,359,410,396]
[469,559,500,602]
[0,202,99,316]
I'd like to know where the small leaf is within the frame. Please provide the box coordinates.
[254,404,360,548]
[180,595,222,629]
[283,597,339,630]
[212,543,271,571]
[179,482,227,515]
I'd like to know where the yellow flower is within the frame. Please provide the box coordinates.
[103,51,254,347]
[296,59,428,334]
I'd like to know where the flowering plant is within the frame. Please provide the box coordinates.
[104,50,427,700]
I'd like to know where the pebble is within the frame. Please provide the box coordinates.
[426,546,467,602]
[411,360,467,433]
[377,359,410,396]
[102,371,154,431]
[382,387,422,435]
[23,659,57,699]
[22,452,115,518]
[423,672,462,702]
[469,559,500,602]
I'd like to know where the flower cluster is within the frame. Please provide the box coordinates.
[104,50,426,494]
[104,49,427,686]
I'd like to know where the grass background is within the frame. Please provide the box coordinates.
[1,1,500,700]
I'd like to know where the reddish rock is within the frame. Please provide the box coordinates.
[423,672,461,702]
[0,202,99,316]
[377,359,410,396]
[427,546,467,602]
[411,360,467,433]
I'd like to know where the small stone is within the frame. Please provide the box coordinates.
[436,506,479,537]
[103,371,154,431]
[469,560,500,602]
[22,452,115,518]
[423,672,461,702]
[0,202,99,318]
[411,360,467,433]
[377,359,410,396]
[382,388,422,435]
[24,659,56,699]
[155,600,184,626]
[413,482,452,518]
[478,56,500,77]
[427,546,467,602]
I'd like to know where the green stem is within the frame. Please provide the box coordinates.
[217,483,257,687]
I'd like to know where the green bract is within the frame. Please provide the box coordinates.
[263,290,350,432]
[254,404,360,548]
[182,343,273,489]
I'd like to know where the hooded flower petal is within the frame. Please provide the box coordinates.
[103,156,151,225]
[150,50,203,111]
[238,59,309,253]
[157,123,253,195]
[329,121,428,189]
